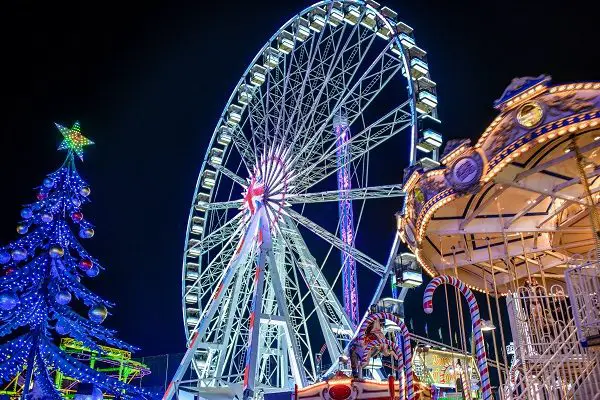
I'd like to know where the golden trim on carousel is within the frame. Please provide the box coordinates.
[398,75,600,295]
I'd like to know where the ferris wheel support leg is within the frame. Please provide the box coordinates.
[267,244,308,388]
[242,234,267,399]
[164,213,262,400]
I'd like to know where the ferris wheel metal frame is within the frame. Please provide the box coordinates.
[168,1,440,398]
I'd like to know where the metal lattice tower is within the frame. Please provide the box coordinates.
[334,111,360,328]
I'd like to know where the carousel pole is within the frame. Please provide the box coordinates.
[440,238,459,396]
[451,247,472,400]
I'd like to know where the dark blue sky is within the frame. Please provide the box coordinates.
[0,0,597,359]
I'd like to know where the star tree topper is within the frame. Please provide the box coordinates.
[55,121,94,160]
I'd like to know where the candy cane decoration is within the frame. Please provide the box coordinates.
[423,276,492,400]
[359,312,415,400]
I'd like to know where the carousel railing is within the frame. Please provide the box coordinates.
[505,281,599,399]
[565,259,600,348]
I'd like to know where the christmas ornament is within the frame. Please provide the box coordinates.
[16,224,28,234]
[79,258,93,271]
[79,228,94,239]
[43,177,54,188]
[55,319,70,335]
[5,268,15,275]
[20,208,33,219]
[0,292,18,311]
[72,196,82,207]
[89,304,108,323]
[86,265,99,278]
[71,211,83,223]
[36,193,47,201]
[55,290,72,305]
[11,248,27,261]
[91,387,103,400]
[80,186,91,197]
[0,251,11,264]
[49,245,65,258]
[55,121,94,160]
[41,213,53,223]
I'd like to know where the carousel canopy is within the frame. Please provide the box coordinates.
[399,76,600,294]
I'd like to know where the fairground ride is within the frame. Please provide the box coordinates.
[0,338,150,399]
[397,76,600,399]
[165,1,443,399]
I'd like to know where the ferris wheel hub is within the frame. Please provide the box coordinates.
[241,145,294,230]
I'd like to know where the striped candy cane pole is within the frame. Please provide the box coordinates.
[359,312,415,400]
[361,337,406,400]
[423,276,492,400]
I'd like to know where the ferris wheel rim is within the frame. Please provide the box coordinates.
[181,0,437,389]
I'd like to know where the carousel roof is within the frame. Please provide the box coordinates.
[399,77,600,294]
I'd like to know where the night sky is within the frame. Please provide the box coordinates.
[1,0,597,365]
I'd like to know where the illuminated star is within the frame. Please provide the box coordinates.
[55,121,94,160]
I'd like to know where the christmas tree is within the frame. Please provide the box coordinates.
[0,122,154,399]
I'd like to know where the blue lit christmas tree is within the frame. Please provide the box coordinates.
[0,122,154,399]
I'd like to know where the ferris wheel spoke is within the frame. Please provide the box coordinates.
[286,184,405,205]
[288,23,374,154]
[293,44,403,174]
[186,212,244,258]
[185,227,243,304]
[210,163,247,187]
[279,218,354,360]
[286,208,385,276]
[206,199,243,211]
[227,124,257,171]
[279,20,350,147]
[294,101,412,193]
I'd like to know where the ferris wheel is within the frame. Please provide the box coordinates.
[170,1,440,398]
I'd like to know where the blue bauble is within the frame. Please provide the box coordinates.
[55,290,72,305]
[55,319,70,335]
[86,265,99,278]
[16,224,28,234]
[0,292,18,311]
[49,245,65,259]
[91,387,103,400]
[88,304,108,323]
[80,186,91,197]
[20,208,33,219]
[41,213,53,223]
[43,178,54,188]
[11,248,27,261]
[79,228,94,239]
[0,251,11,264]
[72,197,82,207]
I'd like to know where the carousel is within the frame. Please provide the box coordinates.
[397,76,600,399]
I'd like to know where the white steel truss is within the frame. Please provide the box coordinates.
[173,1,438,399]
